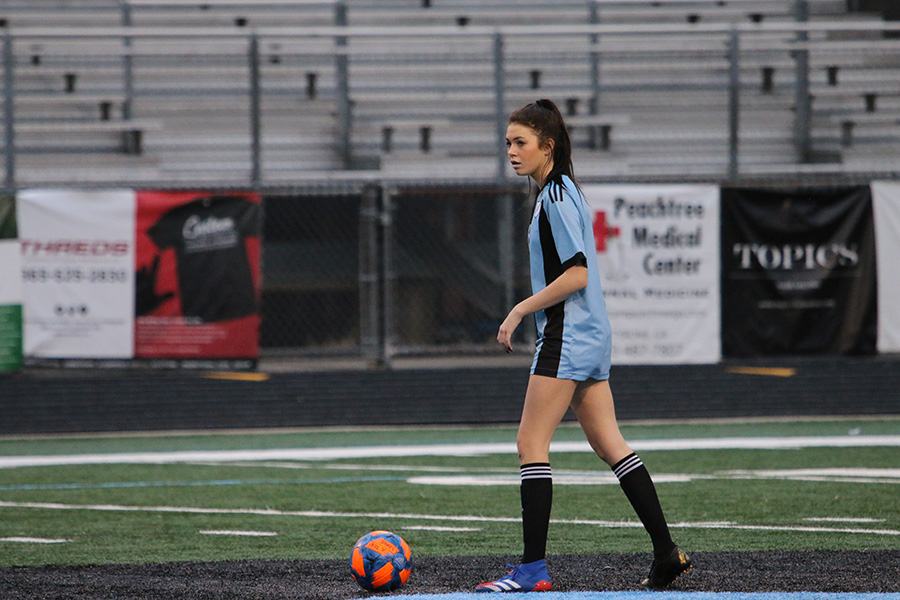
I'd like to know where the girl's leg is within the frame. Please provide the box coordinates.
[517,374,576,464]
[569,379,630,465]
[570,380,676,558]
[516,374,576,563]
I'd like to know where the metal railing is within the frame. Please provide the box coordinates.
[2,2,899,188]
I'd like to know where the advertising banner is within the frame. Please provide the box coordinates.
[720,187,877,356]
[871,181,900,353]
[0,195,23,372]
[134,191,262,359]
[18,189,136,359]
[581,184,721,364]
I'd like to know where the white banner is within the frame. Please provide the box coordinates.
[871,181,900,353]
[18,189,136,359]
[581,184,721,364]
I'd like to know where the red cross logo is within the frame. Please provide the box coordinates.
[592,211,620,253]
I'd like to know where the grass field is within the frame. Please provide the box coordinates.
[0,417,898,569]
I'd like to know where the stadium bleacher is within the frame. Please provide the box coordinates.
[1,0,898,186]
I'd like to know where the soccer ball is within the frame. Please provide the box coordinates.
[350,530,412,592]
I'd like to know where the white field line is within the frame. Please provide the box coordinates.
[1,468,894,492]
[725,468,900,478]
[189,462,900,486]
[407,474,693,485]
[0,501,898,536]
[199,530,278,537]
[190,461,510,473]
[2,435,900,469]
[401,526,481,532]
[724,476,898,484]
[805,517,885,523]
[0,536,71,544]
[407,468,900,486]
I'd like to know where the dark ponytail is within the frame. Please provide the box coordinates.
[509,98,578,191]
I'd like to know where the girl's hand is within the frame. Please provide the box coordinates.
[497,265,586,353]
[497,307,523,353]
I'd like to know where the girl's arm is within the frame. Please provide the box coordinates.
[497,265,588,352]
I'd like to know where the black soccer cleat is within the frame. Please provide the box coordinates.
[641,546,692,590]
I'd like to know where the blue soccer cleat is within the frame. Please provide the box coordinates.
[475,559,552,593]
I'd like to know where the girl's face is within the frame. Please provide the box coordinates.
[506,123,552,184]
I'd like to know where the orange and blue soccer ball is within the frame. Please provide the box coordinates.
[350,530,412,592]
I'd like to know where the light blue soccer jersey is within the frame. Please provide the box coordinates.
[528,175,612,381]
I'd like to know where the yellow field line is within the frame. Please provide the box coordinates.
[724,366,796,377]
[202,371,270,382]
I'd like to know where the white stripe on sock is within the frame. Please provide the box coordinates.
[520,464,552,481]
[613,454,643,480]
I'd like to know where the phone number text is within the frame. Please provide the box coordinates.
[22,268,129,283]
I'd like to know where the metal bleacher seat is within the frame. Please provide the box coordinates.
[2,0,899,185]
[126,0,339,27]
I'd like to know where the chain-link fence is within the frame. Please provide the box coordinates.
[5,2,900,363]
[261,188,364,353]
[259,183,534,361]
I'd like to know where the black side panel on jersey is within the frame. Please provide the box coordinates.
[534,201,564,377]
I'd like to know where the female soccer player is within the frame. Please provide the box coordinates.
[475,99,691,593]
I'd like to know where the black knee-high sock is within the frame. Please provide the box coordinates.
[612,453,676,558]
[520,462,552,563]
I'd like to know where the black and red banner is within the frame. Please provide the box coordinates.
[720,187,877,356]
[135,191,262,359]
